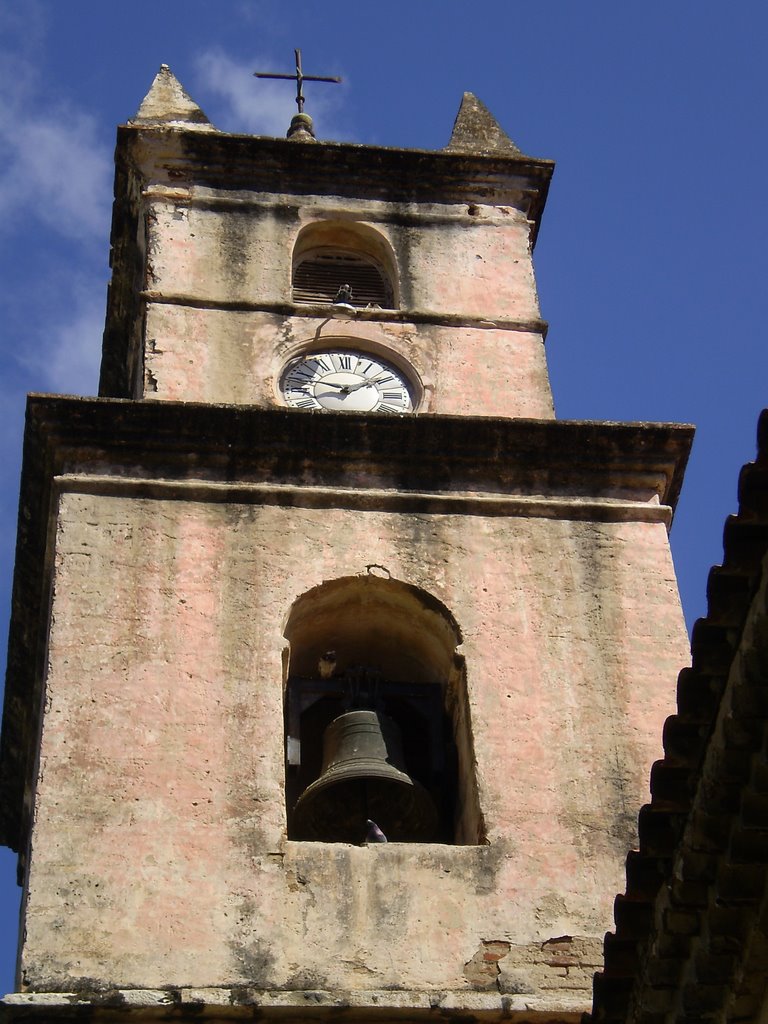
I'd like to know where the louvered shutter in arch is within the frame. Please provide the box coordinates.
[292,250,394,308]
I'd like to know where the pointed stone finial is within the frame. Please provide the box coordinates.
[130,65,216,131]
[444,93,522,155]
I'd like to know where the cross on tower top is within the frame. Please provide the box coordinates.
[253,48,341,115]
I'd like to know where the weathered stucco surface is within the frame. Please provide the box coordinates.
[22,490,689,1001]
[146,196,541,319]
[143,305,551,417]
[138,194,551,416]
[99,122,555,412]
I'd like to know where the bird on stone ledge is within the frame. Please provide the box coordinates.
[334,283,353,305]
[364,819,387,844]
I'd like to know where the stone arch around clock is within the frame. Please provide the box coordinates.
[291,221,399,309]
[282,574,485,845]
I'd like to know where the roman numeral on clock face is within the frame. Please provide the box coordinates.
[288,369,315,384]
[282,350,414,412]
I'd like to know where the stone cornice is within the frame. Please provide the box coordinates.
[119,125,555,232]
[54,476,676,525]
[19,396,693,508]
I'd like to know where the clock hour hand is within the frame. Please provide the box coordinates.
[316,385,354,401]
[317,380,373,396]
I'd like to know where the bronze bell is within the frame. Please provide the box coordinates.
[292,709,438,843]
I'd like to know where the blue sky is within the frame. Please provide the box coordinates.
[0,0,766,994]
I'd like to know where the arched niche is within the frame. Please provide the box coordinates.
[291,221,399,309]
[282,575,484,845]
[284,574,460,682]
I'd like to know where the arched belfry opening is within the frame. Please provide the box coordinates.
[283,575,483,845]
[291,221,398,309]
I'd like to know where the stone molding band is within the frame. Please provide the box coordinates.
[53,474,674,526]
[140,291,549,333]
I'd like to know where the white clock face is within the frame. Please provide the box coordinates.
[281,350,414,413]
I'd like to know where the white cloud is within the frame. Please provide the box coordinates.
[0,17,111,245]
[0,4,110,397]
[34,283,104,396]
[4,266,105,397]
[195,47,347,140]
[196,48,297,136]
[0,109,112,242]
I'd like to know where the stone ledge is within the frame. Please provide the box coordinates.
[24,395,694,509]
[1,988,588,1022]
[141,291,550,334]
[120,125,555,217]
[55,474,674,525]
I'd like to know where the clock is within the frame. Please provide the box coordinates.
[281,349,414,413]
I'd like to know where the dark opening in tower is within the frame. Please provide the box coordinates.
[282,576,484,845]
[292,250,393,308]
[290,220,399,310]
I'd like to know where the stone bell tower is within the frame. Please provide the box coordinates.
[0,65,692,1022]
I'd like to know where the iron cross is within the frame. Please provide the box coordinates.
[253,49,341,114]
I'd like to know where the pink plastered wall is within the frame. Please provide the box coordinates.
[143,305,553,417]
[140,197,551,416]
[22,492,687,997]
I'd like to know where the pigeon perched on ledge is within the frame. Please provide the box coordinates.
[364,819,387,844]
[334,283,353,305]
